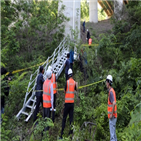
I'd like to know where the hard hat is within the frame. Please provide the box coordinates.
[48,66,53,71]
[87,29,88,31]
[106,75,113,82]
[46,69,52,79]
[68,68,73,75]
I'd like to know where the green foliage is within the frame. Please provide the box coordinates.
[1,0,68,71]
[98,8,107,21]
[81,0,89,21]
[1,1,141,140]
[74,2,141,140]
[128,0,139,7]
[1,115,20,141]
[118,103,141,141]
[5,72,28,117]
[30,116,54,141]
[1,79,8,97]
[1,0,69,140]
[130,103,141,125]
[1,116,12,141]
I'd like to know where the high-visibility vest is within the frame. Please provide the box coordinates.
[65,78,76,103]
[51,73,57,94]
[43,79,52,108]
[89,38,92,45]
[107,88,117,119]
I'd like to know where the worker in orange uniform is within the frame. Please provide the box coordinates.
[43,69,54,131]
[106,75,117,141]
[88,37,92,47]
[48,66,57,123]
[60,68,78,139]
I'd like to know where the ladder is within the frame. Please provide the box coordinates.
[16,38,70,122]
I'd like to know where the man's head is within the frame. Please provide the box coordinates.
[106,75,113,89]
[46,69,52,79]
[67,53,70,59]
[40,66,44,74]
[68,68,73,78]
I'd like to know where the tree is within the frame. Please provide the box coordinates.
[81,0,89,21]
[1,0,69,71]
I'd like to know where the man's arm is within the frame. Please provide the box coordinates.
[56,79,58,94]
[64,60,67,67]
[111,101,116,116]
[72,51,74,63]
[41,74,45,83]
[55,75,58,94]
[75,82,78,91]
[51,84,54,110]
[64,83,67,94]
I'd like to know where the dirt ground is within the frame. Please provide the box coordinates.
[81,19,113,43]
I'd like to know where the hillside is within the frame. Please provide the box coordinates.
[81,19,113,43]
[1,1,141,141]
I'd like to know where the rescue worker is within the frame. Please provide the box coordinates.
[48,66,57,123]
[82,20,85,32]
[89,37,92,46]
[69,49,74,70]
[106,75,117,141]
[43,69,54,131]
[86,29,90,43]
[33,66,44,123]
[60,68,78,139]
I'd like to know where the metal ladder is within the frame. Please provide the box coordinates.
[16,38,70,122]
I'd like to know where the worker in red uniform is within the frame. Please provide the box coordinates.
[43,69,54,131]
[48,66,57,123]
[89,37,92,46]
[106,75,117,141]
[60,68,78,139]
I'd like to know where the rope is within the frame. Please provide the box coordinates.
[5,61,45,76]
[5,59,53,76]
[31,79,105,93]
[81,43,122,47]
[5,42,122,76]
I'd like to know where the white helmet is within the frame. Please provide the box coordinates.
[106,75,113,82]
[48,66,53,71]
[68,68,73,75]
[46,69,52,79]
[87,29,88,31]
